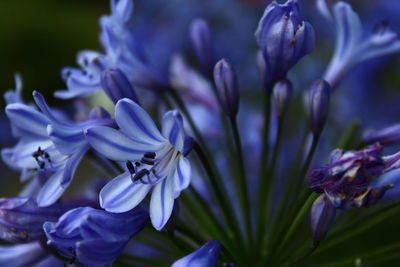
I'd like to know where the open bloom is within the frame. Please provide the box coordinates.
[318,0,400,89]
[307,143,400,209]
[44,207,148,267]
[85,98,191,230]
[2,91,113,207]
[56,0,166,99]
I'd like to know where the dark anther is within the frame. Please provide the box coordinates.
[144,152,156,159]
[32,147,42,159]
[134,162,141,167]
[44,152,50,159]
[39,162,45,169]
[141,157,155,166]
[132,169,149,182]
[126,161,135,174]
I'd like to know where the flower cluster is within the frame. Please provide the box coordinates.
[2,0,400,266]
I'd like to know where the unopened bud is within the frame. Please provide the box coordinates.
[273,79,293,117]
[305,80,331,135]
[101,68,139,104]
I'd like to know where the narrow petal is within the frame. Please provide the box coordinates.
[150,177,174,230]
[85,126,153,161]
[36,148,87,207]
[47,125,86,155]
[5,103,49,138]
[173,156,191,198]
[100,172,152,212]
[115,98,165,145]
[162,110,185,152]
[172,240,221,267]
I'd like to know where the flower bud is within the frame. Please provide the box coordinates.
[100,68,139,104]
[190,19,215,75]
[214,59,239,118]
[310,194,336,241]
[273,79,293,117]
[305,80,331,135]
[255,0,315,89]
[172,240,221,267]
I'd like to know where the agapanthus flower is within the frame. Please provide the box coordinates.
[0,197,80,243]
[172,240,221,267]
[43,207,148,266]
[0,242,62,267]
[85,98,191,230]
[307,143,399,209]
[255,0,315,89]
[56,0,166,99]
[2,91,113,206]
[318,0,400,89]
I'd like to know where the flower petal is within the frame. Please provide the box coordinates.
[115,98,165,145]
[173,157,191,198]
[85,126,153,161]
[150,177,174,230]
[162,110,185,152]
[100,172,152,212]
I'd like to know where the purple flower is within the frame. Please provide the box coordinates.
[318,0,400,90]
[255,0,315,89]
[307,143,399,209]
[85,98,191,230]
[56,0,167,99]
[0,242,62,267]
[0,197,79,243]
[310,194,336,241]
[172,240,221,267]
[101,68,139,104]
[43,207,148,267]
[1,91,113,207]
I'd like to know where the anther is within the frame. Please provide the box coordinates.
[132,169,149,182]
[135,162,141,167]
[141,157,155,166]
[144,152,156,159]
[126,161,135,174]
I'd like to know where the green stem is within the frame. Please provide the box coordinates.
[229,117,252,245]
[255,92,271,244]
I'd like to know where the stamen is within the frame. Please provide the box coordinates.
[141,157,155,166]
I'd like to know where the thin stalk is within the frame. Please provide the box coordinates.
[283,241,320,267]
[276,192,318,254]
[229,117,252,245]
[255,92,272,244]
[193,143,245,252]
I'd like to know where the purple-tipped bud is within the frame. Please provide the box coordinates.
[310,194,336,241]
[0,198,77,243]
[255,0,315,89]
[172,240,221,267]
[273,79,293,117]
[101,68,139,104]
[190,19,215,75]
[214,59,239,118]
[364,123,400,146]
[305,80,331,135]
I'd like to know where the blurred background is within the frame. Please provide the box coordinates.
[1,1,400,265]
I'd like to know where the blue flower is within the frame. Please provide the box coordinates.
[85,98,191,230]
[307,143,400,209]
[0,197,79,243]
[0,242,62,267]
[255,0,315,89]
[56,0,166,99]
[171,240,221,267]
[318,0,400,89]
[2,91,113,207]
[43,207,148,267]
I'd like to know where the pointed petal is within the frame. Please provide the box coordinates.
[173,157,191,198]
[5,103,49,138]
[115,98,165,145]
[36,148,87,207]
[172,240,221,267]
[47,125,86,155]
[162,110,185,152]
[100,172,152,212]
[150,177,175,230]
[85,126,153,161]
